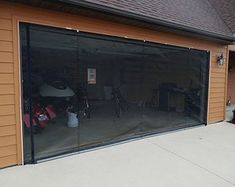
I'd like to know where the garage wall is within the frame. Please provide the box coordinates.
[209,52,228,122]
[0,9,19,168]
[0,1,228,168]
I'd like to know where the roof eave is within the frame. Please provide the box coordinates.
[56,0,235,43]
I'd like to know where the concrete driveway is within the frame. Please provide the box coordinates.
[1,122,235,187]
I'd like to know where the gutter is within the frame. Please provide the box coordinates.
[57,0,235,43]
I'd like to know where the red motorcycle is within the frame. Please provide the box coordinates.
[23,102,56,133]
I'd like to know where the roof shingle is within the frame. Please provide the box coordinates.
[208,0,235,35]
[67,0,234,38]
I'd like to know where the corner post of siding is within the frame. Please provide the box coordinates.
[207,52,212,124]
[12,15,24,166]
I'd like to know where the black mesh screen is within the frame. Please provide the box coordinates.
[20,24,209,163]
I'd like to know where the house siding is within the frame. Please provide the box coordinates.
[0,10,18,168]
[0,1,229,168]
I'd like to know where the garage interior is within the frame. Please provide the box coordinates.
[226,51,235,121]
[20,24,209,163]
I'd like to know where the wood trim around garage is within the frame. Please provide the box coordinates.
[0,1,229,168]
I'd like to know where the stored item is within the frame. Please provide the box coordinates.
[67,112,79,127]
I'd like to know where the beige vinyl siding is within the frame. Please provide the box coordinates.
[0,155,17,169]
[208,53,227,123]
[0,13,18,168]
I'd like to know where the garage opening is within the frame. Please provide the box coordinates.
[20,23,209,163]
[226,51,235,121]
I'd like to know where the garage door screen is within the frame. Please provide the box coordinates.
[20,24,209,163]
